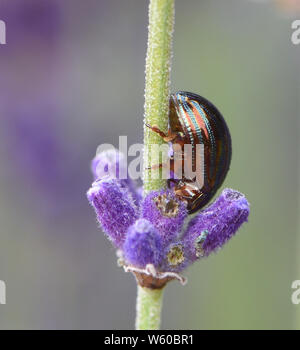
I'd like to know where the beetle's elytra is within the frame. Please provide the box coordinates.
[147,91,232,214]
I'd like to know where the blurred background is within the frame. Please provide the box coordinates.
[0,0,299,329]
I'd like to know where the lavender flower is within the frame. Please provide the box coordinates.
[160,241,189,273]
[92,148,127,181]
[123,219,163,268]
[87,150,250,283]
[91,148,142,206]
[142,190,187,246]
[87,179,138,248]
[182,189,250,265]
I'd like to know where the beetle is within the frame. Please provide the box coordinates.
[146,91,232,214]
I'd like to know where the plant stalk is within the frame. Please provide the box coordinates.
[137,0,175,330]
[143,0,175,194]
[136,286,164,330]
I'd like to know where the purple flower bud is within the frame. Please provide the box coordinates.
[91,148,141,206]
[91,148,127,181]
[160,242,189,273]
[123,219,163,268]
[141,190,188,246]
[183,188,250,263]
[87,179,138,248]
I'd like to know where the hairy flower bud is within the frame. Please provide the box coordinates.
[142,190,187,246]
[123,219,163,268]
[183,188,250,263]
[91,148,141,205]
[87,179,138,248]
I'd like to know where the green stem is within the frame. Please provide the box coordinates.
[136,286,164,330]
[137,0,175,330]
[143,0,175,193]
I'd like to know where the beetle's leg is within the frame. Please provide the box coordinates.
[145,163,165,170]
[145,123,167,138]
[145,157,175,179]
[145,123,178,142]
[167,178,180,188]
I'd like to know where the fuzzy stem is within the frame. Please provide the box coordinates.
[143,0,175,194]
[137,0,175,330]
[136,286,164,330]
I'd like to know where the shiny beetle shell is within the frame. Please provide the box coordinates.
[147,91,232,214]
[169,91,231,213]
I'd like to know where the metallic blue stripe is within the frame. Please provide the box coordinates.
[178,95,203,144]
[177,93,206,179]
[176,93,198,145]
[190,100,217,177]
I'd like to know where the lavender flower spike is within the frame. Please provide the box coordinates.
[91,147,127,180]
[142,190,188,246]
[123,219,163,268]
[87,179,138,248]
[182,188,250,265]
[91,147,142,206]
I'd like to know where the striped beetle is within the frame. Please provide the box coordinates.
[146,91,232,214]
